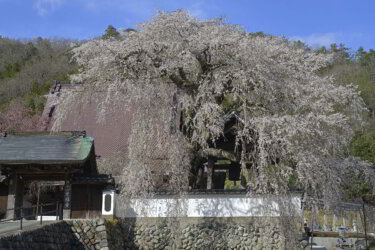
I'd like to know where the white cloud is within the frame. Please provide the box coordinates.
[290,32,341,48]
[82,0,212,19]
[82,0,100,12]
[290,32,366,49]
[188,1,206,19]
[33,0,64,16]
[82,0,147,15]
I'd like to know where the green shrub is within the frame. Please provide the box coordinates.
[352,131,375,164]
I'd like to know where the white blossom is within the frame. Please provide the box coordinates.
[53,10,374,200]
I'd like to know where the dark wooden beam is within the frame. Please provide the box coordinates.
[202,148,239,162]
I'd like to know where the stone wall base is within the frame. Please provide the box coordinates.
[0,217,303,250]
[106,217,301,250]
[0,219,109,250]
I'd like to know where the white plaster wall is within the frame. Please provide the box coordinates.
[117,195,301,218]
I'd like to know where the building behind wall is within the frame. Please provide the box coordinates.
[41,82,255,192]
[41,82,185,188]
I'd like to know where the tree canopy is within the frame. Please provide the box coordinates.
[102,25,120,39]
[53,10,375,200]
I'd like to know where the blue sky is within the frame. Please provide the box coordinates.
[0,0,374,51]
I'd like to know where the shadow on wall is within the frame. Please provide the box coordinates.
[193,195,290,217]
[0,222,86,249]
[112,195,302,249]
[116,194,301,218]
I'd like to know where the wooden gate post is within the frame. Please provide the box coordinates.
[6,174,23,220]
[206,157,214,190]
[63,180,71,219]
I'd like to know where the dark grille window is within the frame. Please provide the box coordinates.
[104,194,111,212]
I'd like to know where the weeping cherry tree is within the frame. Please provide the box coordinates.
[52,10,374,202]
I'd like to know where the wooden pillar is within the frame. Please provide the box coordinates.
[63,180,71,219]
[195,168,203,189]
[206,157,214,190]
[312,205,317,230]
[86,184,90,219]
[0,182,8,218]
[6,174,23,220]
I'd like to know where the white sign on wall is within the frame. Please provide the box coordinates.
[102,189,115,216]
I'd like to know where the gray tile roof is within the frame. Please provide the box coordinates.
[0,132,93,164]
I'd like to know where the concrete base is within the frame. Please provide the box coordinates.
[37,215,58,221]
[63,209,71,220]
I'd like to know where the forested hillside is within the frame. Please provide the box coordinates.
[317,44,375,165]
[0,37,78,131]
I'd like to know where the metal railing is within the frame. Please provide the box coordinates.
[301,198,375,250]
[0,201,61,231]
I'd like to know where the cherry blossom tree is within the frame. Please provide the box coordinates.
[53,10,374,201]
[0,99,41,133]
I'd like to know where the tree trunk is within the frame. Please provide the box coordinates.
[206,157,214,190]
